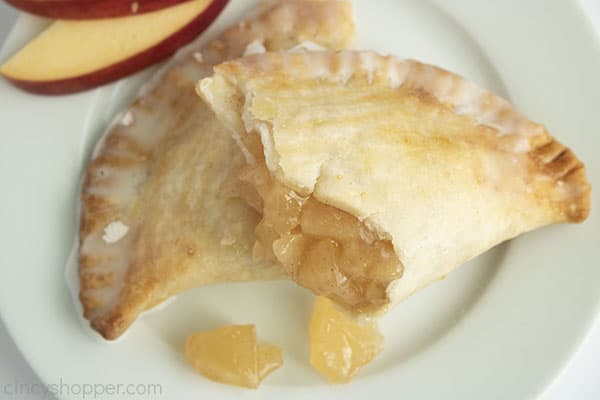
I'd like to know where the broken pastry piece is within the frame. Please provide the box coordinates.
[78,1,355,340]
[198,50,591,314]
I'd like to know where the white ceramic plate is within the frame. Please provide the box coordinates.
[1,1,599,399]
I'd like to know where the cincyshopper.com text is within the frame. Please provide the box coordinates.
[2,378,162,399]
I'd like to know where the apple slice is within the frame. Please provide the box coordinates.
[4,0,190,20]
[0,0,228,95]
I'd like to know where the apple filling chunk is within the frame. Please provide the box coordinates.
[185,324,282,389]
[239,148,403,310]
[310,296,383,382]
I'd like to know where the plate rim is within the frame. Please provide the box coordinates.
[1,1,599,399]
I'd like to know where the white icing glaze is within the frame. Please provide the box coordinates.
[65,170,116,342]
[386,57,407,89]
[64,236,113,343]
[334,269,348,285]
[287,40,327,53]
[102,221,129,244]
[243,39,266,56]
[337,50,356,84]
[512,138,531,153]
[359,51,379,84]
[193,51,204,63]
[121,110,134,126]
[65,229,178,344]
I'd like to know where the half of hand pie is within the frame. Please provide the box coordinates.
[198,51,591,313]
[79,1,355,340]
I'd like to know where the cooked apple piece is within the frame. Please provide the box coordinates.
[233,134,403,310]
[309,296,383,383]
[185,325,282,389]
[257,344,283,380]
[4,0,190,20]
[0,0,228,94]
[238,157,403,311]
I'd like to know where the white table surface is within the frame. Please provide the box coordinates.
[0,1,599,399]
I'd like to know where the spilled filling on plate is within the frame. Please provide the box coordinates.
[310,296,383,382]
[185,324,283,389]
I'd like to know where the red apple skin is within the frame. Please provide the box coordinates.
[4,0,191,20]
[2,0,229,95]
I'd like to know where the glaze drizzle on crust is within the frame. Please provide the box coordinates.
[79,1,355,340]
[199,50,590,311]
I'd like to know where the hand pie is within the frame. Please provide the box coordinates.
[198,51,591,313]
[79,1,355,340]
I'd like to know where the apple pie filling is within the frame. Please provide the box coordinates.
[238,137,403,310]
[185,324,282,388]
[310,296,383,382]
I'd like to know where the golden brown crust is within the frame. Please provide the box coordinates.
[79,1,355,340]
[406,61,591,223]
[529,137,590,222]
[406,62,591,224]
[206,51,591,226]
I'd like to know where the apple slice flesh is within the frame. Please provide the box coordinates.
[4,0,190,20]
[0,0,228,95]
